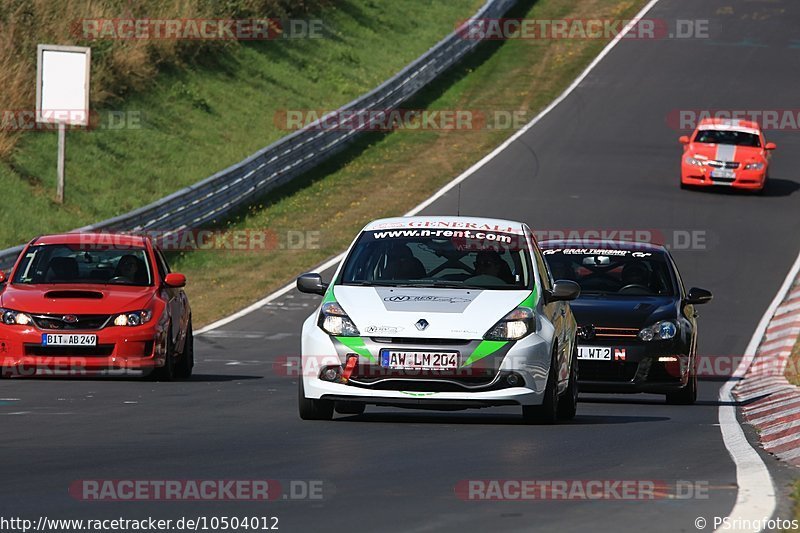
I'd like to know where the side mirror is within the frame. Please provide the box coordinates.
[0,270,5,283]
[164,272,186,288]
[765,142,777,150]
[297,273,328,296]
[679,135,690,144]
[547,280,581,302]
[686,287,712,305]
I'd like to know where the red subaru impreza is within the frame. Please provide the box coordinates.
[0,233,192,379]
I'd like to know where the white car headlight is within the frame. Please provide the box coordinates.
[0,308,33,326]
[113,310,153,327]
[484,307,535,341]
[638,320,677,341]
[318,302,360,337]
[684,156,705,167]
[744,161,764,170]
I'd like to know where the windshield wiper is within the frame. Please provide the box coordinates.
[341,280,421,287]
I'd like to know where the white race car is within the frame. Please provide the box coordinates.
[296,216,580,423]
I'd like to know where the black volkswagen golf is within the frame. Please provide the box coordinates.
[540,240,712,404]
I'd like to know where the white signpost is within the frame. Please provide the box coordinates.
[36,44,91,204]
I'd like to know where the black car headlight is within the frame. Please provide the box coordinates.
[318,302,360,337]
[484,307,535,341]
[0,308,33,326]
[113,310,153,327]
[638,320,677,341]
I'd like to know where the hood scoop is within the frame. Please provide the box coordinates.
[44,290,104,300]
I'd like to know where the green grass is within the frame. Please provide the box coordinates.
[0,0,481,248]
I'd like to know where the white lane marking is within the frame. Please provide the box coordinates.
[188,0,781,526]
[195,252,346,335]
[716,250,800,532]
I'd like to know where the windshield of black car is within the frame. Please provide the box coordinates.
[338,229,532,290]
[693,129,761,147]
[542,248,676,297]
[12,244,153,286]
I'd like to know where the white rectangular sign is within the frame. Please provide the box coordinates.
[36,44,91,126]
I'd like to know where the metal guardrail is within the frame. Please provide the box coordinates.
[0,0,515,270]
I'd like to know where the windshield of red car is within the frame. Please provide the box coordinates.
[12,244,153,286]
[693,129,761,147]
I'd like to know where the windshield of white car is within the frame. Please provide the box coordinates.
[693,129,761,147]
[542,247,676,297]
[339,230,532,290]
[11,244,153,286]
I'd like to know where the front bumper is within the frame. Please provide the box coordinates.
[681,164,765,189]
[0,324,166,376]
[300,323,557,408]
[577,340,690,394]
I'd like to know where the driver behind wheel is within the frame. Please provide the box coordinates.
[474,250,514,283]
[114,254,147,283]
[619,261,652,292]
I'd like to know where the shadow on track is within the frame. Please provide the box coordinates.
[681,177,799,197]
[334,411,669,425]
[1,373,263,382]
[580,395,739,407]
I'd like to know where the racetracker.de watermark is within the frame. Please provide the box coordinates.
[667,109,800,131]
[456,18,709,40]
[455,479,709,500]
[69,479,325,501]
[532,229,711,251]
[73,18,324,40]
[0,110,143,131]
[273,108,529,132]
[78,229,321,252]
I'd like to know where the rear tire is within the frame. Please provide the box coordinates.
[298,379,334,420]
[557,341,579,420]
[174,321,194,380]
[666,357,697,405]
[522,348,559,424]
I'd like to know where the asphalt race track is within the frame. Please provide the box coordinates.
[3,1,800,532]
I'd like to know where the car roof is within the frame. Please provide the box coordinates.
[539,239,667,253]
[30,233,150,247]
[363,216,526,234]
[696,117,761,135]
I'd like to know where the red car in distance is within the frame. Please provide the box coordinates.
[0,233,192,379]
[679,118,776,192]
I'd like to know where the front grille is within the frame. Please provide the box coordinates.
[706,160,739,169]
[24,344,115,357]
[579,361,638,382]
[578,326,639,341]
[371,337,470,345]
[32,314,112,330]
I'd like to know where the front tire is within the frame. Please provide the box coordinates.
[298,379,334,420]
[150,331,176,381]
[557,341,579,420]
[666,357,697,405]
[522,348,559,424]
[174,321,194,380]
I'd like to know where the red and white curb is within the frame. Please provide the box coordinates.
[734,282,800,465]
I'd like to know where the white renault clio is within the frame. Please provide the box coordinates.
[296,216,580,423]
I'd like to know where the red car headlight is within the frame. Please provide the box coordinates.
[113,309,153,327]
[744,161,765,170]
[1,308,33,326]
